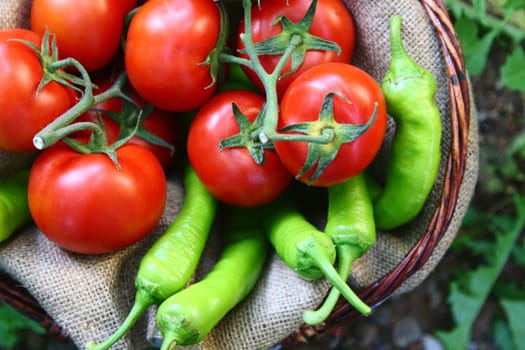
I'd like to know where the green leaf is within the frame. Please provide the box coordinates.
[504,0,525,11]
[500,46,525,92]
[468,30,498,75]
[512,237,525,267]
[435,195,525,350]
[0,302,45,349]
[435,322,471,350]
[507,131,525,158]
[453,16,498,75]
[492,318,514,350]
[493,281,525,299]
[472,0,487,20]
[453,16,479,47]
[500,299,525,350]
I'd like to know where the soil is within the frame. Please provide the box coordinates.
[9,23,525,350]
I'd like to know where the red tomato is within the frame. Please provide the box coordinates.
[237,0,355,99]
[30,0,137,72]
[125,0,221,112]
[28,142,167,255]
[187,90,292,206]
[0,29,77,152]
[77,76,180,170]
[275,62,387,187]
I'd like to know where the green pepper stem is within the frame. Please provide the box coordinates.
[159,333,178,350]
[85,290,154,350]
[386,15,424,81]
[307,246,371,316]
[302,245,363,325]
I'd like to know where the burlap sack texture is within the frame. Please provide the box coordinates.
[0,0,479,349]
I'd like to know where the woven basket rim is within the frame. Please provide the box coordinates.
[283,0,472,345]
[0,0,472,347]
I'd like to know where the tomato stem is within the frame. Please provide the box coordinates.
[216,0,351,168]
[45,57,94,95]
[32,72,129,150]
[222,0,338,150]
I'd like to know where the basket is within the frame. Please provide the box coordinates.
[0,0,478,349]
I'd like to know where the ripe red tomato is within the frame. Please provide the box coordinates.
[275,62,387,187]
[76,76,180,170]
[237,0,355,98]
[125,0,221,112]
[187,90,292,206]
[30,0,137,72]
[0,29,77,152]
[28,142,167,255]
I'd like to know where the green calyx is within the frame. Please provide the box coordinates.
[246,0,341,78]
[382,15,437,106]
[200,1,230,89]
[295,232,336,280]
[279,92,378,182]
[219,102,271,165]
[104,100,176,158]
[62,107,140,170]
[14,29,92,95]
[158,314,200,350]
[330,231,375,255]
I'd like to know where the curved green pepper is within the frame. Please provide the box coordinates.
[156,205,268,348]
[373,15,442,230]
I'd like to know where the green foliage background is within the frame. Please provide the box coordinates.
[444,0,525,91]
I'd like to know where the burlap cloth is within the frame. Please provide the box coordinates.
[0,0,479,349]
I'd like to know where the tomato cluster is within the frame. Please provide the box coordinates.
[0,0,388,254]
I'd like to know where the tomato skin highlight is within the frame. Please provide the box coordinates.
[237,0,355,98]
[125,0,221,112]
[28,142,167,255]
[276,62,388,187]
[30,0,137,72]
[0,29,77,153]
[187,90,292,207]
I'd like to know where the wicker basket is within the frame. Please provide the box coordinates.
[0,0,476,348]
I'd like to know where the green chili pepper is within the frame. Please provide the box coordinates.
[87,164,217,350]
[261,192,372,317]
[0,169,32,243]
[363,171,383,203]
[302,173,375,325]
[373,15,442,230]
[156,206,268,349]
